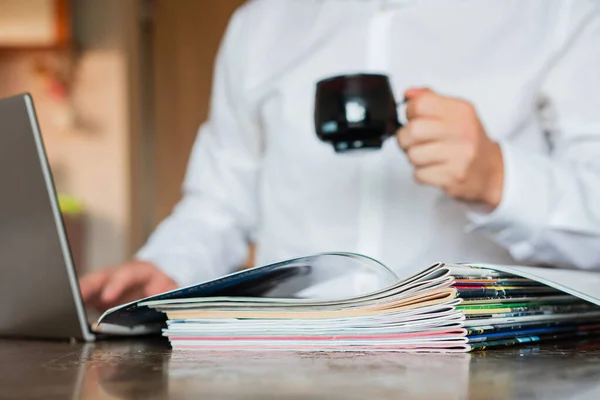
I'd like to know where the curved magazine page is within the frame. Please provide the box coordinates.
[98,253,400,328]
[162,288,457,320]
[141,272,455,311]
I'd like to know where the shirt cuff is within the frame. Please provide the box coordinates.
[465,142,554,260]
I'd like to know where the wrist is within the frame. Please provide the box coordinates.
[482,141,504,210]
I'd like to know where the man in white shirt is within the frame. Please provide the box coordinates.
[81,0,600,312]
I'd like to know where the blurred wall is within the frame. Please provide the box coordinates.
[150,0,245,229]
[0,0,138,272]
[0,0,248,272]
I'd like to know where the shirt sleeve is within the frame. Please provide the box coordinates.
[135,6,261,286]
[466,2,600,270]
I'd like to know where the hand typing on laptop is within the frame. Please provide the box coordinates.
[80,261,177,312]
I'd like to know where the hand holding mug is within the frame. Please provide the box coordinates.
[397,88,504,210]
[313,74,504,209]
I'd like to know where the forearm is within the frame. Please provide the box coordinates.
[136,196,251,286]
[467,141,600,270]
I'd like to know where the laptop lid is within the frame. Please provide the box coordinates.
[0,94,94,341]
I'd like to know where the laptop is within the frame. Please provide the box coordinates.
[0,94,151,341]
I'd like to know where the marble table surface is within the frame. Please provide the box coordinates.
[1,337,600,399]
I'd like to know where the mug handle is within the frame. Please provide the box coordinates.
[397,99,408,127]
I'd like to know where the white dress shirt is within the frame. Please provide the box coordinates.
[137,0,600,286]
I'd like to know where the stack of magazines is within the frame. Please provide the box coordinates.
[99,253,600,352]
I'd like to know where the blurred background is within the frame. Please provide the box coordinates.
[0,0,245,274]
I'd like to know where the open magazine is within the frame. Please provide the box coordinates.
[98,253,600,352]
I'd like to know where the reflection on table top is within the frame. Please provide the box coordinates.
[1,337,600,400]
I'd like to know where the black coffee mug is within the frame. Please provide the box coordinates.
[314,73,401,153]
